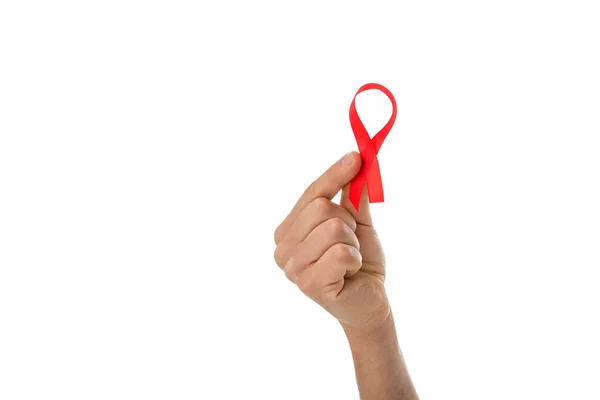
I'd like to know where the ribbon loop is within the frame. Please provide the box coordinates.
[348,83,397,211]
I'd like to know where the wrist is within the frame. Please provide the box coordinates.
[342,310,419,400]
[341,308,395,347]
[339,297,392,338]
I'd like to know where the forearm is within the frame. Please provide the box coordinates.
[342,311,418,400]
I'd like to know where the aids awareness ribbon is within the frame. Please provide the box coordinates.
[348,83,397,212]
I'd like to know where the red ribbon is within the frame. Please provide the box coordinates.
[349,83,397,212]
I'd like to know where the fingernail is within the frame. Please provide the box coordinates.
[341,152,354,166]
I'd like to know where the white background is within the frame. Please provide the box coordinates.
[1,1,599,399]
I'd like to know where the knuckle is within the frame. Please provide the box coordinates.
[331,243,354,261]
[297,274,316,295]
[311,197,331,215]
[274,221,291,245]
[327,217,348,237]
[274,243,293,269]
[274,224,283,244]
[304,182,317,198]
[274,245,284,267]
[284,257,298,282]
[349,248,362,265]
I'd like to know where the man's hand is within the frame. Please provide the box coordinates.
[274,151,419,399]
[274,151,390,332]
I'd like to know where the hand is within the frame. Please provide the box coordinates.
[274,152,390,332]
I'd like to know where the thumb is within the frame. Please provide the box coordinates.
[340,178,373,227]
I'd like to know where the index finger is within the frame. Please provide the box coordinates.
[274,151,361,244]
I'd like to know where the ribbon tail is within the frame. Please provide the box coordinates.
[349,167,366,212]
[365,156,384,203]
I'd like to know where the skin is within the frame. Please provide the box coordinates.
[274,151,419,400]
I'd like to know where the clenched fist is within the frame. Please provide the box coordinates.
[274,151,390,332]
